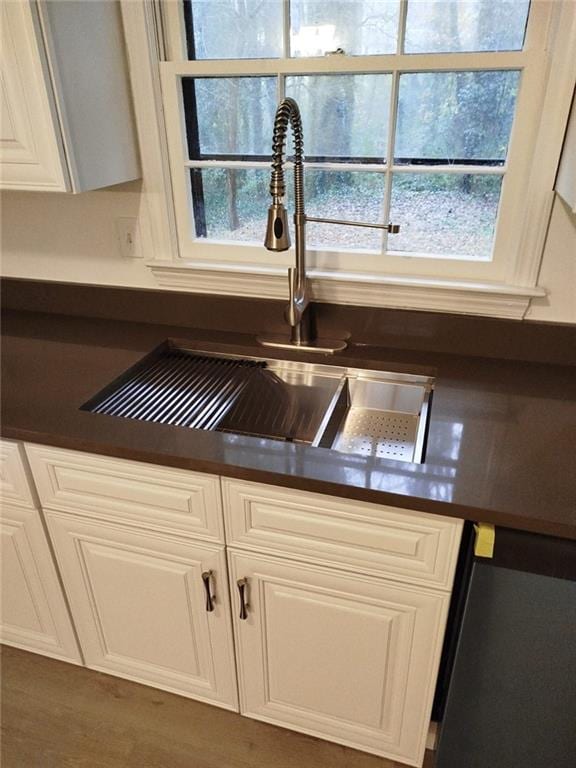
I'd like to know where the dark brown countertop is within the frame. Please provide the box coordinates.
[2,308,576,540]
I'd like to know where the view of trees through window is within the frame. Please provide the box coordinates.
[182,0,530,259]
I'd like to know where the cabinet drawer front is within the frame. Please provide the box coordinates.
[0,440,36,509]
[25,444,224,542]
[223,480,462,589]
[229,550,449,766]
[46,512,238,710]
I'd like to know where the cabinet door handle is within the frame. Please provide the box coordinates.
[237,577,248,620]
[202,570,215,612]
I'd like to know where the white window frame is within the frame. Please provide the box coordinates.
[145,0,576,318]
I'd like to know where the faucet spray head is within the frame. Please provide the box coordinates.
[264,202,291,251]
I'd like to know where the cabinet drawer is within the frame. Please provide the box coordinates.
[0,439,36,509]
[223,480,463,590]
[25,444,224,543]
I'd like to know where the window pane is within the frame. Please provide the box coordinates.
[289,170,385,251]
[191,168,385,251]
[285,75,391,160]
[388,173,502,259]
[184,0,283,59]
[404,0,530,53]
[290,0,399,56]
[190,168,270,242]
[183,78,276,158]
[395,71,520,165]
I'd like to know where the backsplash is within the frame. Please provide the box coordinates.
[2,277,575,367]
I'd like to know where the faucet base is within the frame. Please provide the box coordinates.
[257,334,347,354]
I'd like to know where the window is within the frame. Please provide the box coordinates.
[159,1,560,291]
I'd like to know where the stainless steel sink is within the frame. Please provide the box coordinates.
[83,342,433,463]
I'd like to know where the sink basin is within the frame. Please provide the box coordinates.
[83,342,433,463]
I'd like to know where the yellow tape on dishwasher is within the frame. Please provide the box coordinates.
[474,522,495,558]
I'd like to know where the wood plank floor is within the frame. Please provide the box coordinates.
[1,646,434,768]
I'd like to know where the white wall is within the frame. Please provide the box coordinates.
[1,185,575,323]
[526,194,576,323]
[0,182,156,289]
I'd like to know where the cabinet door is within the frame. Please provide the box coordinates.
[47,511,238,710]
[0,1,68,191]
[229,550,449,767]
[0,503,81,663]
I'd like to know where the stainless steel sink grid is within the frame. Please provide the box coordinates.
[83,342,433,463]
[87,349,266,430]
[333,410,418,461]
[325,375,431,462]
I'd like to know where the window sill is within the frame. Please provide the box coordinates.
[148,261,545,320]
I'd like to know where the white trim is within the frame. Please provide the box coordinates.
[159,51,528,77]
[149,261,544,319]
[513,1,576,286]
[183,159,506,175]
[120,0,178,262]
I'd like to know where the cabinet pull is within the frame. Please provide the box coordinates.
[237,577,248,620]
[202,570,215,612]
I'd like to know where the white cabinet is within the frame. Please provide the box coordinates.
[0,503,81,663]
[21,441,462,766]
[224,481,463,767]
[223,479,462,589]
[25,444,237,710]
[0,440,81,663]
[228,551,449,767]
[0,0,139,192]
[46,511,238,709]
[25,444,225,542]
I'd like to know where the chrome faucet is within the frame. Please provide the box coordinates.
[258,97,400,354]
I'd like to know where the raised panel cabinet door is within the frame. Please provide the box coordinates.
[0,503,81,663]
[0,1,68,191]
[228,550,450,767]
[46,511,238,711]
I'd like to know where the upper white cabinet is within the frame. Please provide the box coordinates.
[0,0,140,192]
